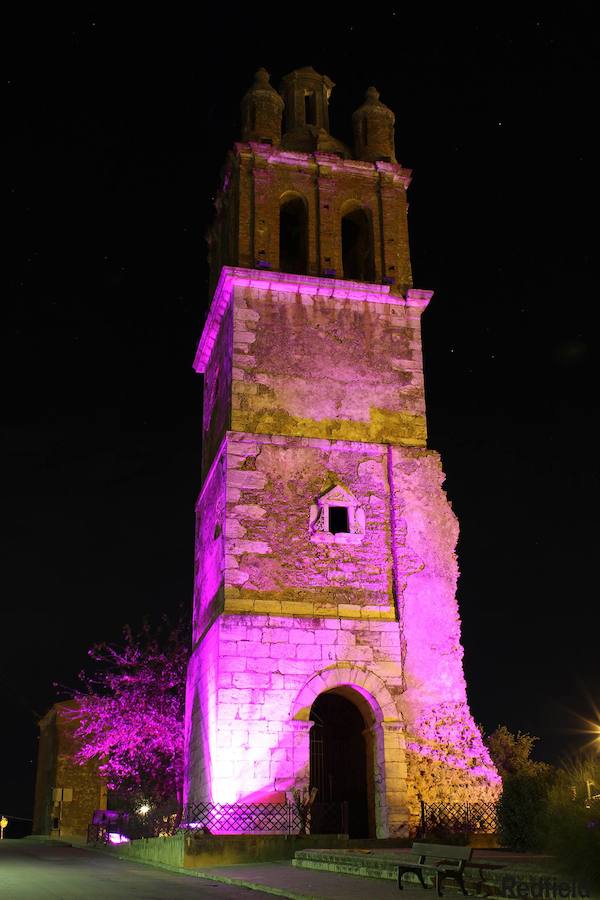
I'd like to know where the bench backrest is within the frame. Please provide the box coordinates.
[411,843,473,862]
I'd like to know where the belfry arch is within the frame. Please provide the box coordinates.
[279,192,308,275]
[341,201,375,282]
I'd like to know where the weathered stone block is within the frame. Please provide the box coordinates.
[233,673,271,689]
[288,631,315,644]
[296,645,322,660]
[237,641,270,658]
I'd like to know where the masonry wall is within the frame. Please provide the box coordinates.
[104,832,185,868]
[187,427,499,828]
[223,432,395,619]
[208,146,413,296]
[186,608,410,835]
[387,448,501,815]
[32,708,58,835]
[187,275,501,833]
[202,301,233,477]
[185,620,220,805]
[33,702,106,838]
[230,284,426,447]
[193,444,226,642]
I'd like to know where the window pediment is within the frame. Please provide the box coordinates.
[309,485,366,545]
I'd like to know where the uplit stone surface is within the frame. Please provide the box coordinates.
[185,68,500,837]
[186,421,500,828]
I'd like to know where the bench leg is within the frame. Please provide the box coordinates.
[436,872,468,898]
[416,870,429,890]
[435,872,469,897]
[398,867,429,891]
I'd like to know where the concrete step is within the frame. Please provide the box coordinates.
[293,848,404,882]
[292,848,527,895]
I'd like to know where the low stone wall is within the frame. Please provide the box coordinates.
[99,831,352,869]
[97,829,496,871]
[184,833,350,868]
[104,833,184,868]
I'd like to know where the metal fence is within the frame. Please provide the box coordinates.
[420,801,498,835]
[183,800,347,836]
[87,801,348,844]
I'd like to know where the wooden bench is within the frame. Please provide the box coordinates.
[398,842,472,896]
[398,844,507,896]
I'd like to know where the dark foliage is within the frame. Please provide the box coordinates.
[497,770,556,851]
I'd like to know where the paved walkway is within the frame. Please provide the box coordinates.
[4,839,584,900]
[0,840,271,900]
[0,840,432,900]
[211,860,424,898]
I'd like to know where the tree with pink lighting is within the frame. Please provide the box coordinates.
[65,617,189,806]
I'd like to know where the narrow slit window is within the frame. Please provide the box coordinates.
[328,506,349,534]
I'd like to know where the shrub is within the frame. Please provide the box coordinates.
[544,756,600,891]
[496,769,556,851]
[486,725,551,779]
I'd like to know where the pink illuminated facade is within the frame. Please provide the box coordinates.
[184,67,500,837]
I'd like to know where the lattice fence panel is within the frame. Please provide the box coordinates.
[420,801,498,834]
[87,801,349,842]
[182,801,347,836]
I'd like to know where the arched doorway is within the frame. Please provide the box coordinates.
[309,690,370,837]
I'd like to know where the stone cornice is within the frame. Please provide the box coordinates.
[233,141,412,188]
[193,267,433,373]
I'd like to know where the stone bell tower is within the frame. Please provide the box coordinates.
[184,67,500,837]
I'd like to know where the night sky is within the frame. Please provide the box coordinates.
[4,10,599,821]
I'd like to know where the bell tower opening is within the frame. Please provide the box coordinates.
[279,194,308,274]
[309,690,371,838]
[341,206,375,282]
[304,91,316,126]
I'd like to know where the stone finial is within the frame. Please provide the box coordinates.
[240,68,284,145]
[352,85,396,163]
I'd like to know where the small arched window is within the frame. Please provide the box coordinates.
[279,194,308,275]
[341,205,375,282]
